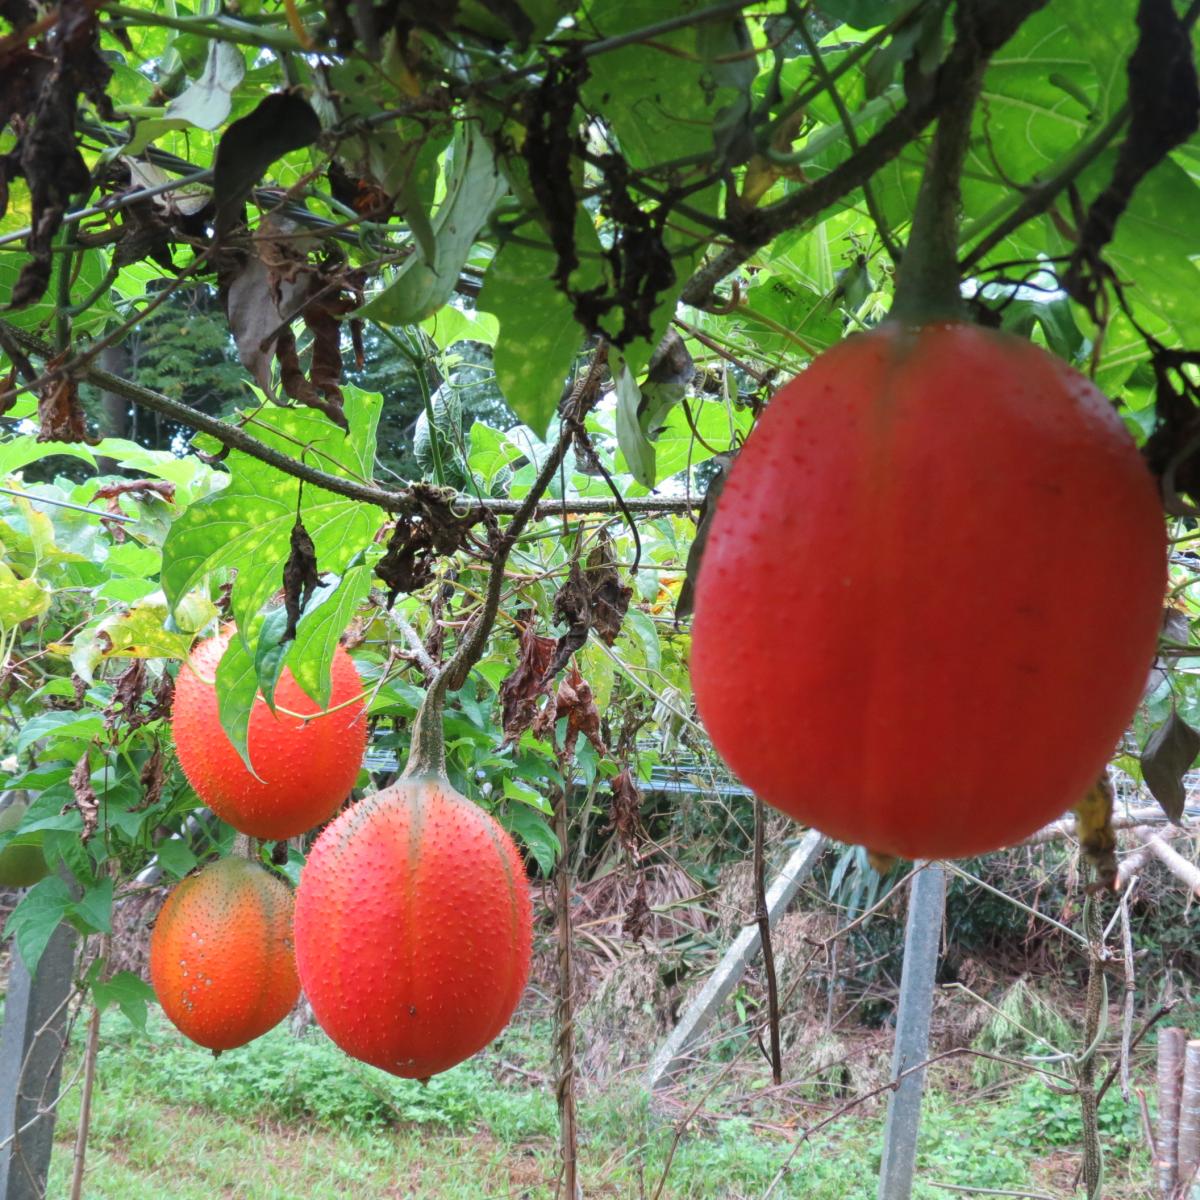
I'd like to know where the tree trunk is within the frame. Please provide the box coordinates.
[95,341,131,475]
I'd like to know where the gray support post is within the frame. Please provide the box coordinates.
[877,861,946,1200]
[0,922,78,1200]
[645,829,826,1091]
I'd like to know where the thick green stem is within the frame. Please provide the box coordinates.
[890,51,986,325]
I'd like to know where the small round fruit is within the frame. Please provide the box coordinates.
[149,857,300,1051]
[690,321,1166,861]
[0,799,48,888]
[293,776,532,1079]
[171,627,366,839]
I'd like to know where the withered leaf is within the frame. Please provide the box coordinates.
[213,92,321,240]
[374,486,484,605]
[622,869,651,942]
[544,536,632,683]
[37,363,96,444]
[136,743,164,811]
[1141,707,1200,822]
[66,752,99,842]
[282,517,324,640]
[499,617,557,745]
[5,0,111,309]
[547,665,607,761]
[607,767,643,857]
[106,658,147,730]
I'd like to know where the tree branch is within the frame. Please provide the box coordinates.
[0,320,697,518]
[679,0,1051,308]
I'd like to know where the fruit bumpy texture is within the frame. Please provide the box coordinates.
[293,776,533,1079]
[171,628,366,839]
[149,857,300,1051]
[690,322,1166,861]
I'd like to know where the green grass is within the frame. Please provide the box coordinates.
[36,1006,1154,1199]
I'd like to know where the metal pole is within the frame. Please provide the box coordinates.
[877,861,946,1200]
[645,829,826,1090]
[0,923,78,1200]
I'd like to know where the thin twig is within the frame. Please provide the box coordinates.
[753,796,783,1085]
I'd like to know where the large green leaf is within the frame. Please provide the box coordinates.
[477,212,605,437]
[579,1,755,169]
[360,126,508,327]
[162,390,384,753]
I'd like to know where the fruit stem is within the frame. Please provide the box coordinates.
[889,11,987,326]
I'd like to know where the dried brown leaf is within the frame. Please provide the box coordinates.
[66,752,99,842]
[106,658,147,730]
[499,617,557,745]
[607,767,643,857]
[282,517,324,640]
[136,743,164,811]
[553,665,607,761]
[36,359,96,443]
[5,0,111,308]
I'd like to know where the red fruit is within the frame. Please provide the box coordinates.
[149,857,300,1051]
[293,775,532,1079]
[690,321,1166,860]
[172,627,366,839]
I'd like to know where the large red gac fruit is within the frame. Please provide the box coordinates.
[172,627,366,839]
[690,321,1166,861]
[293,776,532,1079]
[149,857,300,1051]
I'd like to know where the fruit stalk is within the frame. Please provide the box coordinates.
[890,5,989,326]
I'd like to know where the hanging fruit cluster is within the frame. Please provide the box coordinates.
[153,626,532,1072]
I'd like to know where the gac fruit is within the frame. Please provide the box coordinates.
[690,321,1166,861]
[293,775,532,1079]
[149,857,300,1051]
[171,627,366,839]
[0,799,48,888]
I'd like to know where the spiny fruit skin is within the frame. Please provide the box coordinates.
[690,321,1166,861]
[171,627,366,839]
[0,800,48,888]
[149,857,300,1051]
[293,775,533,1079]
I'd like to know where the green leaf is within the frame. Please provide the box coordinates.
[70,876,114,936]
[467,422,524,486]
[423,306,500,351]
[16,711,105,754]
[162,389,384,650]
[500,804,559,875]
[0,435,98,478]
[215,632,263,774]
[1141,708,1200,822]
[361,126,508,327]
[0,561,52,626]
[285,564,374,708]
[4,876,74,974]
[614,361,655,488]
[68,600,197,683]
[155,838,199,880]
[622,608,661,673]
[92,970,155,1031]
[580,2,754,168]
[502,776,552,814]
[477,212,604,437]
[165,39,246,131]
